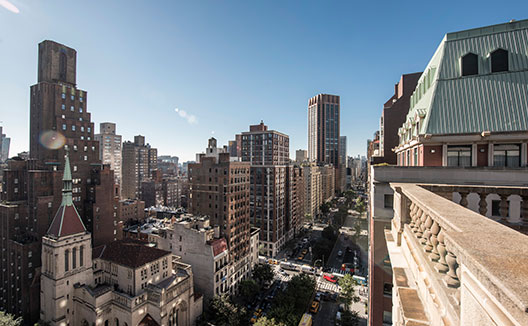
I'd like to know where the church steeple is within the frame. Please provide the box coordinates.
[62,149,73,206]
[46,151,86,238]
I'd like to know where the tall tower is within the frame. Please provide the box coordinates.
[95,122,122,191]
[29,40,118,246]
[40,153,92,325]
[308,94,340,191]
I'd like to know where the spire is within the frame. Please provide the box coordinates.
[46,150,86,238]
[62,149,73,206]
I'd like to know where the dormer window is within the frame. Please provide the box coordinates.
[491,48,508,73]
[461,53,478,76]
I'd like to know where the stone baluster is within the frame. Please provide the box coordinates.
[409,203,417,228]
[444,242,461,288]
[478,192,488,216]
[435,229,449,274]
[429,220,440,261]
[499,194,509,223]
[418,211,428,242]
[423,215,434,251]
[413,207,422,234]
[459,191,469,208]
[521,195,528,228]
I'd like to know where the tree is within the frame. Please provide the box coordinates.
[270,274,315,326]
[320,202,331,215]
[239,279,260,305]
[338,274,360,309]
[199,295,247,326]
[254,316,286,326]
[0,311,22,326]
[341,310,360,326]
[322,225,336,241]
[252,264,274,286]
[355,197,366,214]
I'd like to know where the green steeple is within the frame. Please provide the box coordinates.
[62,150,73,206]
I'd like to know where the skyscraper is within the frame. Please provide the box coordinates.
[121,135,158,199]
[308,94,341,192]
[189,138,252,292]
[0,40,118,323]
[0,126,10,162]
[241,121,292,257]
[95,122,122,191]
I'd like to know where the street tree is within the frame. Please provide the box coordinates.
[254,316,286,326]
[270,274,315,326]
[239,278,260,305]
[341,310,360,326]
[0,311,22,326]
[252,264,274,286]
[339,274,360,309]
[199,295,247,326]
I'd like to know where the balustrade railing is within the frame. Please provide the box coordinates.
[390,183,528,326]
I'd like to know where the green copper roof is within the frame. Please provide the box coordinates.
[403,19,528,136]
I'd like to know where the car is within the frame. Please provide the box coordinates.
[337,250,343,257]
[314,292,322,301]
[297,255,304,260]
[324,274,337,283]
[310,300,320,313]
[330,293,339,302]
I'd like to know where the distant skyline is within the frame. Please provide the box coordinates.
[1,1,527,161]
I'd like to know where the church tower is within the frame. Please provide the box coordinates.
[40,152,92,326]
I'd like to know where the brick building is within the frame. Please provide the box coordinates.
[189,138,252,291]
[122,135,158,200]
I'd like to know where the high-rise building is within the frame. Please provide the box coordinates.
[0,40,119,323]
[158,155,179,176]
[295,149,308,163]
[339,136,347,190]
[0,126,10,162]
[95,122,122,189]
[189,138,252,291]
[122,135,158,199]
[308,94,341,192]
[241,121,292,257]
[303,163,322,219]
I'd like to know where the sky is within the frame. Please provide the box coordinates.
[1,1,527,162]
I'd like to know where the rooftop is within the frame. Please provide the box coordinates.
[94,239,171,268]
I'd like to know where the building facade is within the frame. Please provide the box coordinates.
[189,139,252,290]
[308,94,341,192]
[241,122,291,257]
[95,122,122,189]
[122,135,158,200]
[0,41,119,323]
[395,20,528,168]
[0,126,10,162]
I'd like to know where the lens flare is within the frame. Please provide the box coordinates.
[39,130,66,150]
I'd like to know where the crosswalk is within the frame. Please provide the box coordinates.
[316,279,340,292]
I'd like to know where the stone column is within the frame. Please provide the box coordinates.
[478,192,488,216]
[499,194,509,223]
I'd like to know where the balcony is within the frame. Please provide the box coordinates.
[386,183,528,326]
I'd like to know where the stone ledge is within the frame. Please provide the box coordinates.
[398,287,430,324]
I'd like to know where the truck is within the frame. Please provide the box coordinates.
[280,262,299,271]
[298,313,312,326]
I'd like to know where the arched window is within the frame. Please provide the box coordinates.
[59,51,67,80]
[491,48,508,72]
[80,246,84,267]
[461,53,478,76]
[115,318,119,326]
[104,320,109,326]
[72,247,77,269]
[64,250,69,272]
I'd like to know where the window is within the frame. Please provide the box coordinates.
[491,49,508,73]
[70,106,74,111]
[447,146,472,167]
[65,250,69,272]
[461,53,478,76]
[383,283,392,296]
[79,107,83,113]
[384,194,394,209]
[72,125,76,131]
[62,124,67,131]
[80,246,84,267]
[61,104,65,110]
[61,93,66,99]
[72,248,77,269]
[493,144,520,167]
[71,95,75,101]
[414,148,418,166]
[80,97,83,102]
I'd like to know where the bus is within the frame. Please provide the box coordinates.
[298,313,312,326]
[301,265,315,274]
[280,262,299,271]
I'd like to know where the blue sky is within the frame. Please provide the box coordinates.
[1,1,527,161]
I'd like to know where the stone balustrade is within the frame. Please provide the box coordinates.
[386,183,528,326]
[420,184,528,229]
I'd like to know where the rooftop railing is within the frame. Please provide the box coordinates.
[387,183,528,326]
